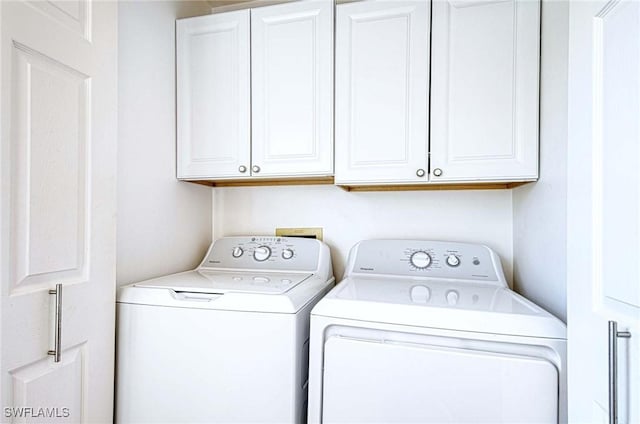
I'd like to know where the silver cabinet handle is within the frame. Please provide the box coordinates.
[252,165,261,173]
[609,320,631,424]
[416,169,426,177]
[238,165,247,173]
[48,284,63,363]
[433,168,443,177]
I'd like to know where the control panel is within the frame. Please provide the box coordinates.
[347,240,505,284]
[200,236,321,272]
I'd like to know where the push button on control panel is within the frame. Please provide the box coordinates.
[253,276,270,283]
[446,290,460,306]
[410,285,431,303]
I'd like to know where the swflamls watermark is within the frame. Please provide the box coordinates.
[3,407,70,418]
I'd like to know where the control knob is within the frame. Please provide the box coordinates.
[410,251,432,269]
[232,247,243,258]
[446,254,460,267]
[282,249,294,260]
[253,246,271,262]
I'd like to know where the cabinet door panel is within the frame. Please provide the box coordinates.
[251,1,333,177]
[335,1,429,185]
[177,11,250,179]
[430,0,540,182]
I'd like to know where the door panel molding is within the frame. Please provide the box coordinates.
[25,0,92,42]
[10,344,87,422]
[10,41,90,294]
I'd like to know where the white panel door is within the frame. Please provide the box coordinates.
[335,0,429,185]
[176,11,250,179]
[430,0,540,182]
[0,0,117,422]
[251,1,333,178]
[567,1,640,423]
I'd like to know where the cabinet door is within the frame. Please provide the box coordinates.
[430,0,540,182]
[251,1,333,178]
[176,11,250,179]
[335,1,430,185]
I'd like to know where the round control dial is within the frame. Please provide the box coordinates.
[446,254,460,267]
[232,247,243,258]
[410,251,432,269]
[282,249,294,260]
[253,246,271,262]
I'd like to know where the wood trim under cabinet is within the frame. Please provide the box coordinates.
[211,0,298,14]
[183,176,335,188]
[337,182,530,192]
[182,178,531,191]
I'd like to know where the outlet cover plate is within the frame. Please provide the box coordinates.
[275,227,323,241]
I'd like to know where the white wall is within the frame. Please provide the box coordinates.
[512,0,569,322]
[214,186,513,282]
[117,1,212,285]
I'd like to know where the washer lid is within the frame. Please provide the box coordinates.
[118,270,332,314]
[312,277,566,339]
[134,270,312,295]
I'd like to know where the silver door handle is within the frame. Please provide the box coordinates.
[609,320,631,424]
[48,284,63,363]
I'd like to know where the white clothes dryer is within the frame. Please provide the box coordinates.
[116,236,334,423]
[308,239,566,424]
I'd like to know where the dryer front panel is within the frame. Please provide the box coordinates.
[321,334,558,423]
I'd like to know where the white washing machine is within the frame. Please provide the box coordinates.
[308,239,566,424]
[116,236,334,423]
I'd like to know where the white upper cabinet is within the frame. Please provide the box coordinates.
[430,0,540,182]
[176,0,541,186]
[251,1,334,178]
[176,11,250,179]
[335,1,430,185]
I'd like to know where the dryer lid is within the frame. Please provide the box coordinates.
[312,277,566,339]
[134,270,313,295]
